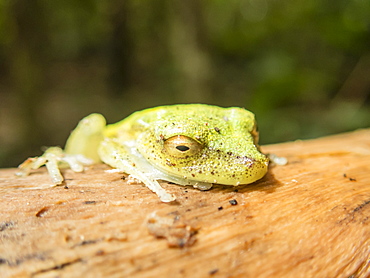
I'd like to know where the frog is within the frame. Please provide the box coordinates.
[17,104,270,202]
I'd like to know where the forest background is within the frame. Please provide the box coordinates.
[0,0,369,168]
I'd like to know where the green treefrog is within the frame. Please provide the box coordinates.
[17,104,270,202]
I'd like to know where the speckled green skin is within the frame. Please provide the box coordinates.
[104,104,269,185]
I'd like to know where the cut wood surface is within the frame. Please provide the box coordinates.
[1,129,370,278]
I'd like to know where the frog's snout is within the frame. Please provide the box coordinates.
[240,157,269,184]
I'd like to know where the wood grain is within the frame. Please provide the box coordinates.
[1,129,369,278]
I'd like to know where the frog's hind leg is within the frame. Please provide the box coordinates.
[17,113,105,185]
[17,147,94,184]
[98,138,176,203]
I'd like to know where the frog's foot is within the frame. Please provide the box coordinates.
[126,174,176,202]
[16,147,94,185]
[267,153,288,166]
[139,176,176,203]
[124,174,176,202]
[191,182,213,191]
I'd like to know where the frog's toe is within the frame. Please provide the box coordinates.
[45,157,64,184]
[16,150,64,184]
[267,153,288,166]
[192,182,213,191]
[158,192,176,203]
[16,157,44,177]
[140,178,176,202]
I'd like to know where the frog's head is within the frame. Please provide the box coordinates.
[138,105,269,186]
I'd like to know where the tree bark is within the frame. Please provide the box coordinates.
[0,129,369,277]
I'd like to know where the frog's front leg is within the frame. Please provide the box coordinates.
[98,138,176,203]
[16,113,106,184]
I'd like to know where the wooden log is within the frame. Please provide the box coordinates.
[0,129,369,277]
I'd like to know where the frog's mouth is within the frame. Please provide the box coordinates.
[126,140,268,188]
[240,158,269,185]
[149,154,268,188]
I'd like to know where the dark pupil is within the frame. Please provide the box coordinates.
[176,145,190,152]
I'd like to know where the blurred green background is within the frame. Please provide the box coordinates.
[0,0,369,168]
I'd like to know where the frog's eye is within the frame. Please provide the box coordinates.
[164,135,203,157]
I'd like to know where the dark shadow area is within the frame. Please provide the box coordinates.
[209,170,282,195]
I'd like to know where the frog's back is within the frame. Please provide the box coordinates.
[105,104,255,141]
[126,104,254,129]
